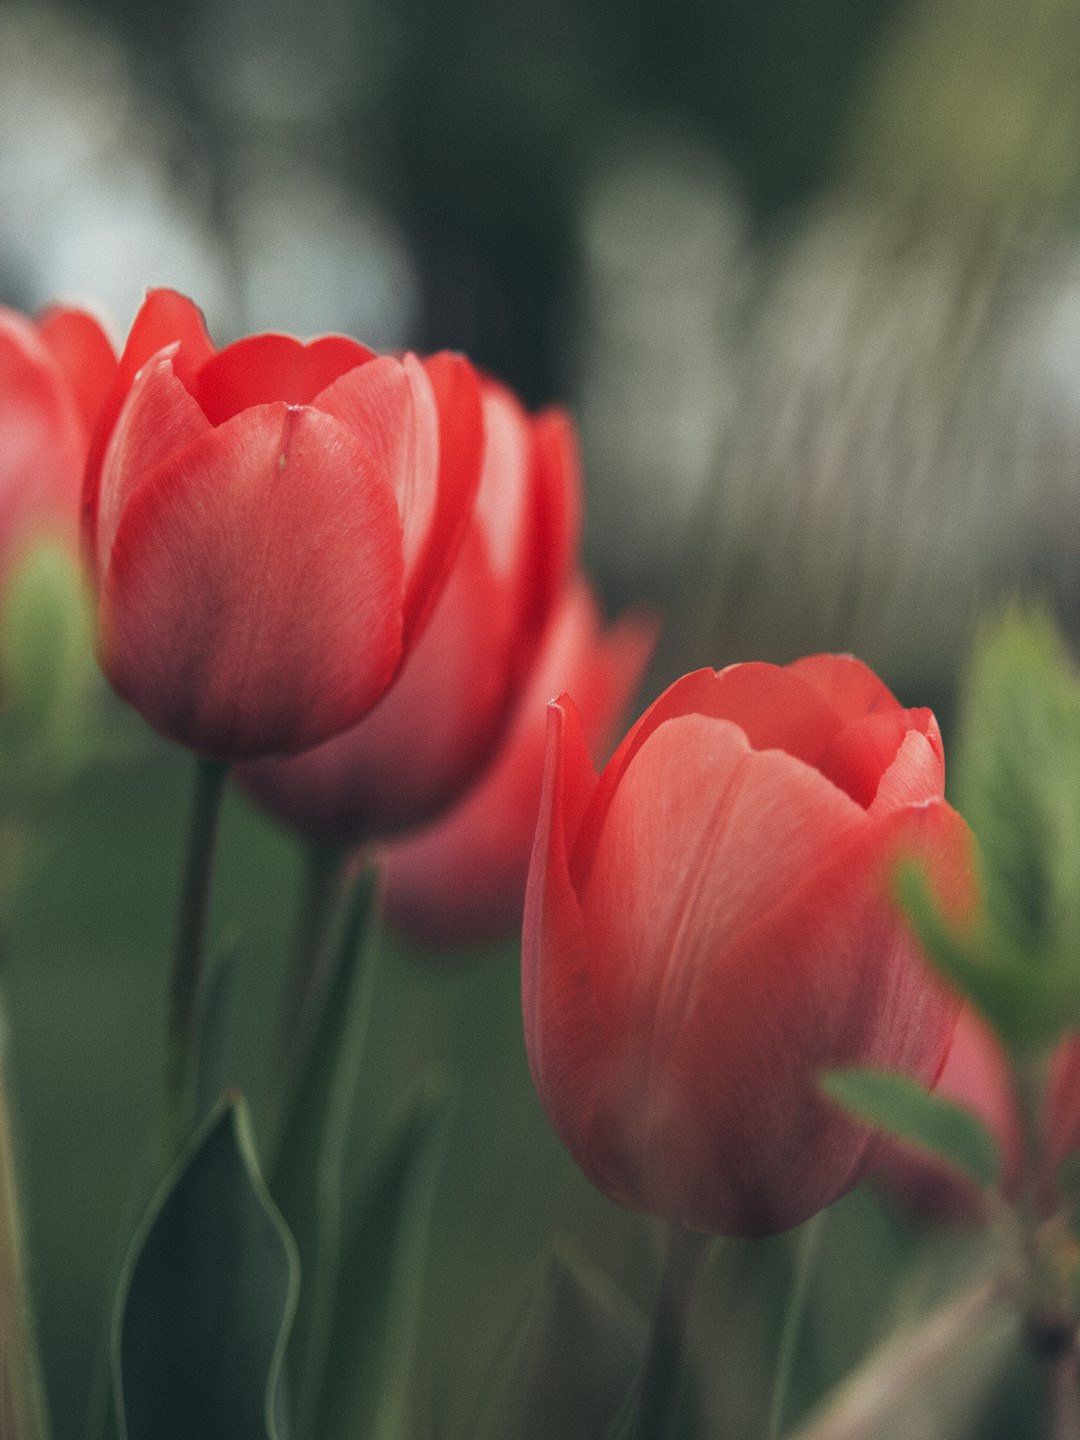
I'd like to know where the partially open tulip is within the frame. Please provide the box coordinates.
[237,378,582,840]
[82,289,482,760]
[0,303,116,581]
[524,655,974,1237]
[380,577,656,945]
[877,1006,1080,1223]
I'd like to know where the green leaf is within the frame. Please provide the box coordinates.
[472,1241,646,1440]
[950,606,1080,1033]
[269,866,379,1438]
[822,1066,1000,1192]
[897,861,1080,1051]
[314,1083,454,1440]
[0,539,97,782]
[114,1094,299,1440]
[194,932,244,1125]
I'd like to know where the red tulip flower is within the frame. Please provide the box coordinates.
[524,655,974,1237]
[82,289,482,760]
[237,378,583,840]
[878,1006,1080,1223]
[380,577,656,945]
[0,303,116,580]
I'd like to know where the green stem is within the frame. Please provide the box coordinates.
[769,1209,827,1440]
[633,1223,712,1440]
[1050,1342,1080,1440]
[0,1022,49,1440]
[277,841,348,1080]
[162,757,229,1164]
[289,866,382,1440]
[787,1272,1015,1440]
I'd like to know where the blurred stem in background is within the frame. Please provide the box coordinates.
[163,757,229,1165]
[0,1016,49,1440]
[630,1224,712,1440]
[277,840,349,1083]
[768,1210,828,1439]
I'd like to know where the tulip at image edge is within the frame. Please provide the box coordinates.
[877,1005,1080,1224]
[236,376,586,843]
[523,655,976,1238]
[82,289,483,761]
[0,303,116,585]
[379,576,658,946]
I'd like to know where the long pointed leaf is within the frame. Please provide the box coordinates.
[113,1094,299,1440]
[315,1083,454,1440]
[822,1067,1000,1192]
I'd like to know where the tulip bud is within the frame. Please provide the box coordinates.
[523,655,974,1237]
[82,289,483,761]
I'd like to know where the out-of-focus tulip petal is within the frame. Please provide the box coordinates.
[380,579,656,943]
[237,372,580,839]
[35,306,117,438]
[0,304,116,577]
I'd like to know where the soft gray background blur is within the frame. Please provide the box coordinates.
[9,0,1080,710]
[2,5,1074,1437]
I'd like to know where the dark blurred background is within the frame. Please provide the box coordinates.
[10,0,1080,707]
[3,3,1080,1436]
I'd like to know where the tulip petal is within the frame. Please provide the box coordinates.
[381,580,656,944]
[588,795,968,1234]
[83,289,215,576]
[1048,1039,1080,1178]
[877,1006,1022,1222]
[0,307,90,565]
[677,798,968,1233]
[192,332,377,423]
[817,709,924,808]
[523,698,610,1187]
[35,306,117,439]
[525,407,582,628]
[580,714,867,1036]
[99,404,405,759]
[869,725,946,814]
[405,353,484,650]
[473,382,533,580]
[571,664,846,889]
[787,653,901,721]
[235,520,514,842]
[313,354,440,627]
[95,349,213,575]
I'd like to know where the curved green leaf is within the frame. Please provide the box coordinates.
[474,1241,646,1440]
[822,1066,1000,1192]
[113,1094,299,1440]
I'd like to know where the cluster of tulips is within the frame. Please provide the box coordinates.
[4,287,1080,1439]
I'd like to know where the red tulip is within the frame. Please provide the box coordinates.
[0,303,116,580]
[379,577,657,945]
[83,289,483,760]
[237,378,582,839]
[877,1006,1080,1223]
[523,655,974,1237]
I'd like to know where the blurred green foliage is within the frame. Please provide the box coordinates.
[0,711,1044,1439]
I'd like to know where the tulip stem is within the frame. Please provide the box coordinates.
[786,1271,1015,1440]
[632,1223,712,1440]
[1050,1342,1080,1440]
[163,756,230,1165]
[0,1017,49,1440]
[768,1208,827,1440]
[278,840,348,1079]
